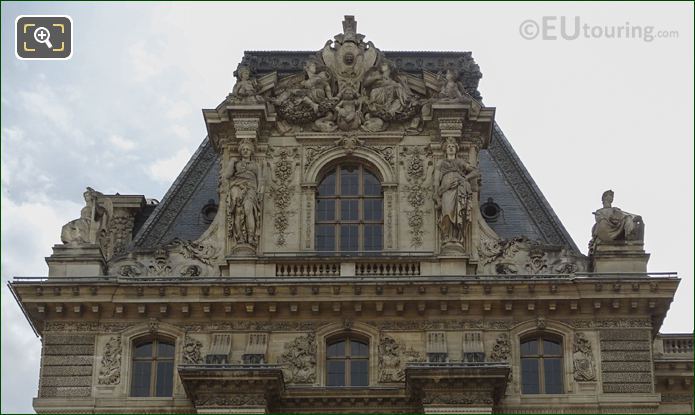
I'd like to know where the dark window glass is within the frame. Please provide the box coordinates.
[544,358,563,394]
[340,199,359,221]
[326,337,369,387]
[351,360,369,386]
[328,341,346,357]
[316,225,336,251]
[340,225,358,251]
[520,335,564,394]
[134,342,152,358]
[130,338,175,397]
[131,361,151,397]
[315,164,383,252]
[364,172,381,196]
[363,225,383,251]
[327,360,346,386]
[318,173,336,196]
[316,199,335,221]
[363,199,383,221]
[340,166,359,195]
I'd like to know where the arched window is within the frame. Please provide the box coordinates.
[326,336,369,387]
[520,334,564,394]
[316,163,383,253]
[130,337,175,397]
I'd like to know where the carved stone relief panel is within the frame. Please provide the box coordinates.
[267,147,300,248]
[573,332,596,382]
[97,336,122,385]
[378,333,425,382]
[477,236,587,275]
[107,238,221,277]
[399,146,434,248]
[279,332,317,384]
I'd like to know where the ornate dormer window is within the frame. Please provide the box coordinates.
[315,163,383,253]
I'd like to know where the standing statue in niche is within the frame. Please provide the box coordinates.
[434,138,479,251]
[589,190,644,253]
[224,139,262,250]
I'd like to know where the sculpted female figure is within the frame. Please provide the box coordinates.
[364,61,414,120]
[434,139,479,248]
[589,190,644,252]
[224,139,262,248]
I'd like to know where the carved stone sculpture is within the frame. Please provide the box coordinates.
[182,335,204,364]
[363,61,419,122]
[279,333,317,384]
[378,334,425,382]
[434,138,478,252]
[224,139,262,252]
[98,336,122,385]
[229,65,263,104]
[61,187,110,246]
[589,190,644,252]
[573,332,596,381]
[489,333,511,362]
[434,69,469,102]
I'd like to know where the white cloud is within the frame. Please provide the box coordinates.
[109,134,136,151]
[148,148,192,183]
[128,41,167,82]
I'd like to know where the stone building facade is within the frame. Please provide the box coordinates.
[11,16,693,414]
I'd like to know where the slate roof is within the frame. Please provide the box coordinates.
[131,50,580,253]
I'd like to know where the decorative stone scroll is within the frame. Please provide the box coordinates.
[97,336,122,385]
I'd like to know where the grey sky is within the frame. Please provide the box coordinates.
[1,2,693,413]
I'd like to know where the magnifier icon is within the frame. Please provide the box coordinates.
[33,27,53,49]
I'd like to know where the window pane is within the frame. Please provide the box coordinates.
[318,172,336,196]
[350,340,369,357]
[158,342,175,358]
[328,341,346,357]
[155,361,174,397]
[340,199,359,221]
[327,360,346,386]
[543,339,562,356]
[316,199,335,221]
[316,225,336,251]
[130,361,151,397]
[340,225,358,251]
[134,342,153,358]
[340,166,359,196]
[363,172,381,196]
[350,360,369,386]
[521,339,538,356]
[363,199,383,221]
[363,225,383,251]
[521,358,539,394]
[544,358,563,394]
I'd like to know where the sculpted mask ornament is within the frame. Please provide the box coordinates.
[589,190,644,253]
[433,138,479,252]
[224,139,262,251]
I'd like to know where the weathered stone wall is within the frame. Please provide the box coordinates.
[600,329,654,393]
[39,333,95,398]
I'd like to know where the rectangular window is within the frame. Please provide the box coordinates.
[340,167,359,196]
[327,360,345,386]
[316,225,335,251]
[543,358,563,394]
[340,225,358,251]
[363,199,383,221]
[316,199,336,221]
[363,225,382,251]
[131,361,151,397]
[350,360,369,386]
[521,358,539,394]
[155,361,174,397]
[340,199,359,221]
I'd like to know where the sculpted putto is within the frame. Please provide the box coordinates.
[434,138,479,250]
[589,190,644,252]
[224,139,263,249]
